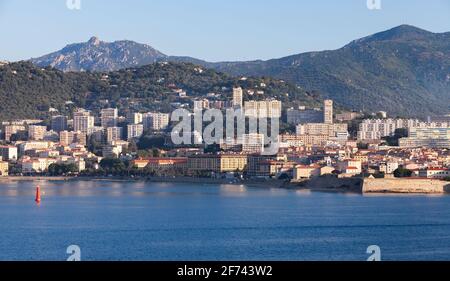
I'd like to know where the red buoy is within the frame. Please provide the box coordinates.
[35,186,41,204]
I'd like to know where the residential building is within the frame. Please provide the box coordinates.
[0,146,18,161]
[244,99,282,118]
[242,133,265,154]
[51,115,68,132]
[143,112,170,131]
[4,125,26,141]
[28,125,47,141]
[399,127,450,148]
[287,107,323,124]
[73,109,94,133]
[59,131,87,146]
[106,127,123,144]
[232,87,243,108]
[0,161,8,176]
[101,108,118,128]
[127,124,144,140]
[324,99,334,124]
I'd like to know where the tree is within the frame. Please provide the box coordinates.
[48,163,78,176]
[99,158,127,175]
[394,168,412,178]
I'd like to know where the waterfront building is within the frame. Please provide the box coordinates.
[246,154,287,178]
[51,115,68,132]
[187,154,248,174]
[0,146,18,161]
[73,109,94,134]
[101,108,118,128]
[418,167,450,179]
[21,157,57,174]
[379,161,399,174]
[337,159,362,175]
[127,124,144,140]
[132,157,188,174]
[0,161,8,176]
[293,165,321,180]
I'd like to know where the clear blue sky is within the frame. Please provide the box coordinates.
[1,0,449,62]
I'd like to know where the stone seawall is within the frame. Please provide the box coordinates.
[363,178,450,194]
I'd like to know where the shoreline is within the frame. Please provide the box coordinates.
[1,176,449,194]
[0,176,287,188]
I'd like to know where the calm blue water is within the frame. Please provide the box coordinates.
[0,180,449,261]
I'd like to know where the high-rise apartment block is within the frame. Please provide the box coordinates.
[232,87,243,108]
[143,112,170,131]
[4,125,26,141]
[101,108,118,128]
[51,115,68,132]
[324,99,333,124]
[244,99,282,118]
[107,127,123,144]
[28,125,47,141]
[73,109,94,134]
[59,131,87,146]
[127,124,144,140]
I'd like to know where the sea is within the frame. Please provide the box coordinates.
[0,180,449,261]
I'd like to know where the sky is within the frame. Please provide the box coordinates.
[0,0,449,62]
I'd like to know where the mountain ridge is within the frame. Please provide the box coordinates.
[28,25,450,117]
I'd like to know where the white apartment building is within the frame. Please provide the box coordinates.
[232,87,243,108]
[127,112,143,125]
[0,146,18,161]
[101,108,118,128]
[73,110,95,134]
[28,125,47,141]
[106,127,123,144]
[143,112,170,131]
[241,133,265,154]
[356,118,436,141]
[4,125,26,141]
[323,99,334,124]
[127,124,144,140]
[244,99,282,118]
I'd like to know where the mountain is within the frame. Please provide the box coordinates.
[0,61,320,121]
[31,36,168,72]
[212,25,450,117]
[29,25,450,117]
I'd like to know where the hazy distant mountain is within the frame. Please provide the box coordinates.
[211,25,450,117]
[29,25,450,117]
[31,36,168,72]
